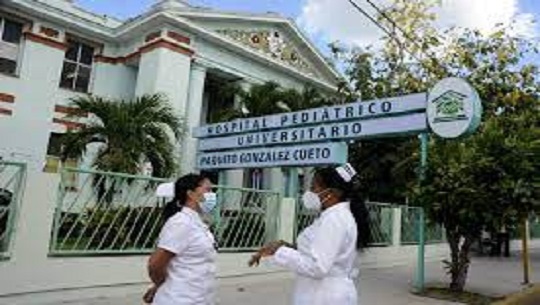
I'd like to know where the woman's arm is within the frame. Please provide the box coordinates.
[271,214,347,279]
[147,248,175,286]
[249,240,296,267]
[148,218,191,284]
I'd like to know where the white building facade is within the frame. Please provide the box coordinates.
[0,0,340,185]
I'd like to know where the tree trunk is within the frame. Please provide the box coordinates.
[447,232,474,292]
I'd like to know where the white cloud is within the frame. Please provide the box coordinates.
[298,0,537,47]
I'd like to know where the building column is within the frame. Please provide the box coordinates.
[134,46,192,175]
[135,48,192,114]
[392,207,403,246]
[180,63,206,174]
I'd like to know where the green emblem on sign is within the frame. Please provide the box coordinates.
[431,90,469,123]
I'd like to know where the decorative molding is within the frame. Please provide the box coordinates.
[94,38,193,65]
[94,50,140,64]
[0,108,13,116]
[216,28,314,75]
[140,38,194,56]
[24,32,68,51]
[94,54,119,64]
[145,31,162,43]
[0,93,15,104]
[54,105,88,117]
[39,26,60,39]
[167,31,191,45]
[53,118,85,130]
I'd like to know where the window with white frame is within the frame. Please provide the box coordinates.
[0,16,24,75]
[59,38,95,92]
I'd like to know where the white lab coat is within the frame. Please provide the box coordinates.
[153,207,217,305]
[272,202,359,305]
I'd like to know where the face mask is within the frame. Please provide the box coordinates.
[302,190,328,211]
[200,192,218,214]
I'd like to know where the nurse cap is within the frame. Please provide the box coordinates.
[335,163,357,183]
[156,182,175,198]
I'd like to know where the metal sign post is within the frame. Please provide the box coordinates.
[415,132,429,292]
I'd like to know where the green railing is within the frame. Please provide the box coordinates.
[212,187,281,252]
[295,201,444,247]
[401,206,444,244]
[294,199,318,238]
[0,161,26,259]
[367,203,393,246]
[49,168,167,256]
[294,201,393,247]
[49,168,281,256]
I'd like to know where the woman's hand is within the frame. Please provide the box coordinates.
[248,240,287,267]
[142,285,158,304]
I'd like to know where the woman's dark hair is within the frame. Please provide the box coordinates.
[313,167,372,250]
[162,173,208,221]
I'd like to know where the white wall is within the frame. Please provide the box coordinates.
[0,38,65,170]
[92,63,137,100]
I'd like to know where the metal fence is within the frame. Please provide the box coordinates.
[295,201,444,247]
[49,168,281,256]
[294,200,318,238]
[368,203,394,246]
[0,161,26,259]
[212,187,281,252]
[401,206,444,244]
[49,168,167,255]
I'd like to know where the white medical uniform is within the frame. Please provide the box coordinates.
[153,207,217,305]
[272,202,359,305]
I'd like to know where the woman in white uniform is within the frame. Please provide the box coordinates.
[250,164,371,305]
[144,173,218,305]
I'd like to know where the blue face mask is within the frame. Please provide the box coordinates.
[201,192,218,214]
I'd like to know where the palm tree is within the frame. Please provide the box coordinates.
[280,85,331,111]
[212,81,334,122]
[61,93,183,178]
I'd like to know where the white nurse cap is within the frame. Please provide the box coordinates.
[335,163,357,182]
[156,182,175,198]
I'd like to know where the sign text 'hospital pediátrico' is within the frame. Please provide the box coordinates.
[193,93,429,170]
[193,93,426,138]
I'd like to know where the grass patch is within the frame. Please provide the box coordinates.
[493,284,540,305]
[417,287,503,305]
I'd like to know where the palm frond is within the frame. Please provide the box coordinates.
[64,93,182,177]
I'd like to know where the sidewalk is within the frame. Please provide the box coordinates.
[4,250,540,305]
[0,266,457,305]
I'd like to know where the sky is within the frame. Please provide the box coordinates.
[76,0,540,57]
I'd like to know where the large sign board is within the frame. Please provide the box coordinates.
[193,93,426,138]
[197,142,348,170]
[198,113,427,151]
[194,79,482,170]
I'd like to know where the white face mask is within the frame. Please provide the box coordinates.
[302,190,328,211]
[200,192,218,214]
